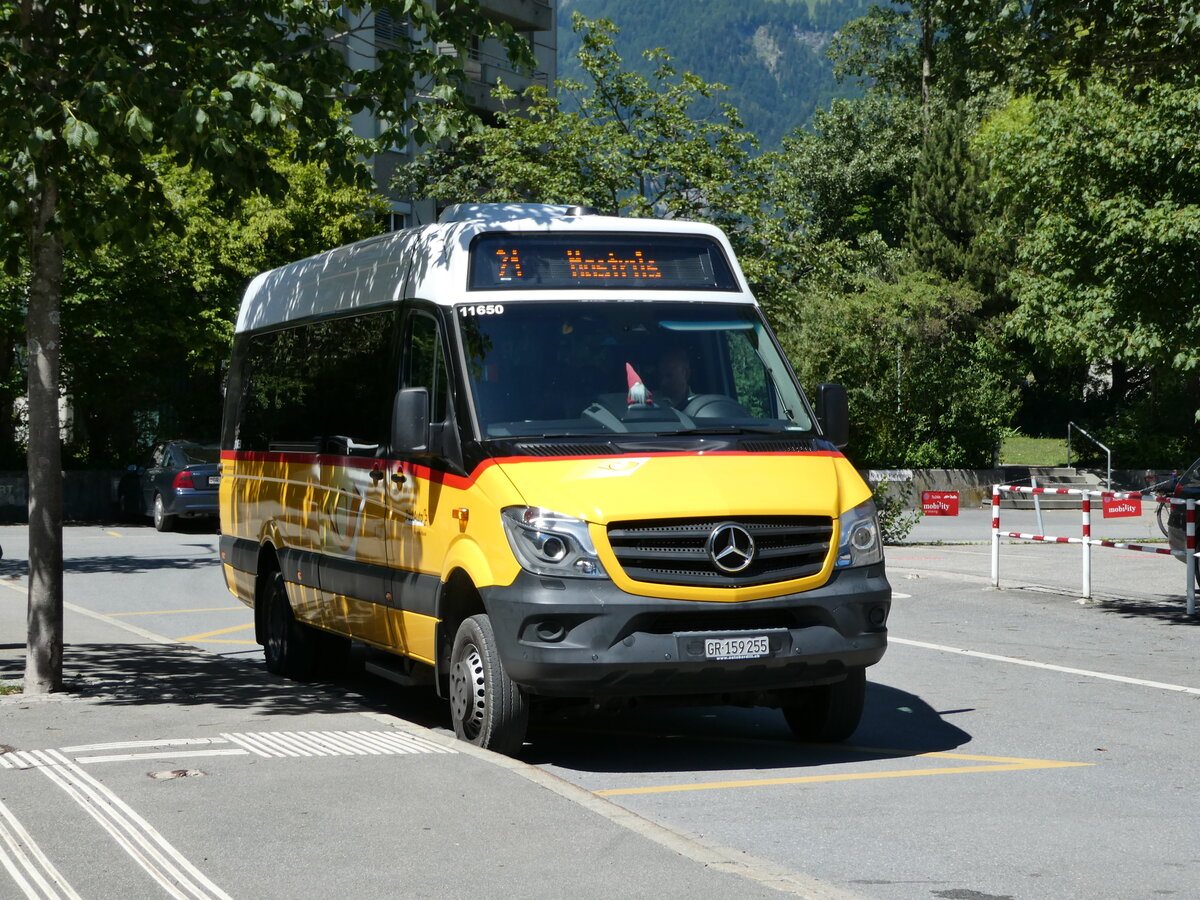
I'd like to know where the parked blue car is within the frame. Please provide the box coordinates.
[120,440,221,531]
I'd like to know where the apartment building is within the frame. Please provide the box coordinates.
[346,1,557,229]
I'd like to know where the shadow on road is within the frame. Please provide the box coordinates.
[0,642,414,719]
[1,639,970,776]
[520,681,972,773]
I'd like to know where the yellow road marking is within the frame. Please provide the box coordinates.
[0,579,23,594]
[109,607,245,617]
[175,623,256,642]
[105,530,123,537]
[595,752,1093,796]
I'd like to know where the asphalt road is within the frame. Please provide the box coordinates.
[1,520,1197,899]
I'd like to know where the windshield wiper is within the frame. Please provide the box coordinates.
[671,425,789,435]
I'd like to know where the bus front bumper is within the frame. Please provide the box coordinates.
[480,565,890,699]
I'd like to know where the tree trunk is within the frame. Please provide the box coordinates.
[23,176,64,694]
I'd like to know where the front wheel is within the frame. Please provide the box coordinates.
[782,667,867,743]
[1156,496,1170,537]
[448,614,528,755]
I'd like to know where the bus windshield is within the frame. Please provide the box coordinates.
[456,301,815,439]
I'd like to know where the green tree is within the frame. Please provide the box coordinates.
[905,102,1006,305]
[782,256,1016,467]
[396,14,761,228]
[0,0,521,693]
[767,91,923,247]
[59,150,386,467]
[978,83,1200,378]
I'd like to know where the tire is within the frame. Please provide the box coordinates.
[782,667,867,743]
[1157,497,1170,537]
[152,494,175,532]
[448,614,528,755]
[262,570,316,680]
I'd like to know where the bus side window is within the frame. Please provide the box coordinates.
[402,312,450,425]
[234,311,395,455]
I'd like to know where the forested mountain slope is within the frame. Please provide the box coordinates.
[557,0,870,147]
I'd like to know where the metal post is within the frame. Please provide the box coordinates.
[991,485,1000,588]
[1031,476,1044,536]
[1188,499,1195,617]
[1081,494,1091,600]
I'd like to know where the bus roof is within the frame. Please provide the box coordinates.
[234,203,755,334]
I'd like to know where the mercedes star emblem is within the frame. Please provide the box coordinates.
[707,523,756,573]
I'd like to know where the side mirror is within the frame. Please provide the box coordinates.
[815,382,849,449]
[392,387,431,456]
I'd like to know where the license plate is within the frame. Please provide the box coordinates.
[207,475,220,487]
[704,635,770,660]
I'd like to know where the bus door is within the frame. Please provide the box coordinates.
[308,311,395,644]
[383,308,456,663]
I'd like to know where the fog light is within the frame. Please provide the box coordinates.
[534,621,567,642]
[868,605,887,627]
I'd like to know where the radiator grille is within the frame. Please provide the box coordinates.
[606,516,833,588]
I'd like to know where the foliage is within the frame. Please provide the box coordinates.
[781,259,1017,467]
[976,81,1200,377]
[766,91,922,247]
[0,0,519,692]
[829,1,1200,102]
[395,14,762,228]
[905,101,1006,305]
[58,150,385,467]
[871,480,922,544]
[556,0,872,147]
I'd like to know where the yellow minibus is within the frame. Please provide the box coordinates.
[219,203,890,754]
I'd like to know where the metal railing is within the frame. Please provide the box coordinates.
[1067,421,1112,489]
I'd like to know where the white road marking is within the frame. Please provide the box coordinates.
[2,731,455,770]
[0,796,81,900]
[31,749,231,900]
[891,637,1200,695]
[0,729,455,897]
[60,738,231,754]
[75,750,249,765]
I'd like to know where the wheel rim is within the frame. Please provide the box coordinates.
[450,642,486,740]
[153,496,164,527]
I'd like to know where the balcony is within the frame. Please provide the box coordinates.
[479,0,553,31]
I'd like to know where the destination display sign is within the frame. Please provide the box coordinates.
[468,233,738,291]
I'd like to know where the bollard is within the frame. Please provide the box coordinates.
[1188,499,1196,617]
[1081,495,1091,599]
[991,485,1000,588]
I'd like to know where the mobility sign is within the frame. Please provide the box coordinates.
[1101,492,1142,518]
[922,491,959,516]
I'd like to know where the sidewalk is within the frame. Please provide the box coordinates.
[0,582,845,900]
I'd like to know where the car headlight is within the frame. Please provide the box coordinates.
[501,507,608,579]
[836,499,883,568]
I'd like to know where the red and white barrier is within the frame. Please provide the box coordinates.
[990,484,1196,615]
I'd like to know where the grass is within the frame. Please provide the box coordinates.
[0,683,20,696]
[1000,434,1069,467]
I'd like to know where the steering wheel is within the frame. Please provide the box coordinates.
[681,394,748,419]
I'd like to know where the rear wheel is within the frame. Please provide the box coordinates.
[1156,496,1170,537]
[262,570,316,679]
[152,494,175,532]
[448,614,528,755]
[782,667,867,743]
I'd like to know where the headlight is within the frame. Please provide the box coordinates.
[836,499,883,568]
[501,507,608,579]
